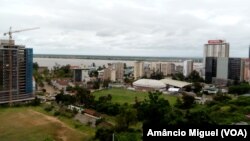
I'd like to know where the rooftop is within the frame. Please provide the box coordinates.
[133,79,166,89]
[160,78,192,88]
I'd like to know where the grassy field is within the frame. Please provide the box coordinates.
[0,107,93,141]
[93,88,178,105]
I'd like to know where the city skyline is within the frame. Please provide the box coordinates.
[1,0,250,57]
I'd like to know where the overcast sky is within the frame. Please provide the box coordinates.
[1,0,250,57]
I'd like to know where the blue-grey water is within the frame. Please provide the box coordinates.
[33,54,203,69]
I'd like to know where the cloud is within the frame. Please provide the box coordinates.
[0,0,250,57]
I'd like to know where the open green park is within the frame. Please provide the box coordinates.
[93,88,178,105]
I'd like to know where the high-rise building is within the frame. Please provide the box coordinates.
[205,57,217,83]
[134,61,144,80]
[175,65,183,73]
[243,59,250,82]
[205,57,244,84]
[161,63,175,76]
[203,40,230,67]
[249,45,250,58]
[183,60,193,77]
[228,58,244,81]
[0,40,34,104]
[114,62,124,82]
[110,69,116,82]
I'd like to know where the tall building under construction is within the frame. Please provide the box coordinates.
[0,40,34,104]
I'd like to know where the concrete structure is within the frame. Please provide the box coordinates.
[243,59,250,82]
[133,79,166,91]
[103,68,111,80]
[72,66,90,82]
[98,70,104,80]
[134,61,144,80]
[228,58,244,81]
[183,60,193,77]
[110,69,116,82]
[216,57,228,80]
[205,57,217,83]
[102,62,124,82]
[160,78,192,88]
[249,46,250,58]
[205,57,244,84]
[175,65,183,73]
[114,62,124,82]
[161,63,175,76]
[203,40,230,67]
[0,40,34,104]
[51,79,69,92]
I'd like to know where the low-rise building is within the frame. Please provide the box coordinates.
[133,79,166,91]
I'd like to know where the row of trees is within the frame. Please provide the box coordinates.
[172,70,204,83]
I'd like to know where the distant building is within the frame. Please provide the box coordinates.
[72,66,90,82]
[203,40,230,68]
[161,63,175,76]
[133,79,166,91]
[183,60,193,77]
[51,79,69,92]
[103,68,111,81]
[228,58,244,81]
[249,45,250,58]
[110,69,116,82]
[205,57,217,83]
[243,59,250,82]
[101,62,124,82]
[114,62,124,82]
[0,40,34,104]
[205,57,244,84]
[98,70,104,80]
[134,61,144,80]
[175,65,183,73]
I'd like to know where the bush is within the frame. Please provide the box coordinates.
[74,123,82,129]
[54,111,60,116]
[44,105,53,112]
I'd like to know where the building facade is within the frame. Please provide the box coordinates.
[183,60,193,77]
[114,62,124,82]
[161,63,175,76]
[175,65,183,73]
[72,67,90,82]
[205,57,244,84]
[205,57,217,83]
[243,59,250,82]
[134,61,144,80]
[0,40,34,104]
[203,40,230,67]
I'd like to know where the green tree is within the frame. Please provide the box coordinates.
[115,105,137,131]
[95,128,114,141]
[193,82,202,93]
[136,91,171,127]
[213,95,232,102]
[75,87,95,107]
[229,83,250,95]
[182,94,195,109]
[185,110,216,125]
[33,62,39,71]
[93,80,100,89]
[150,71,164,80]
[172,72,185,81]
[186,70,204,82]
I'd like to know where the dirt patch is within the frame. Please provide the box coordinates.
[28,109,85,141]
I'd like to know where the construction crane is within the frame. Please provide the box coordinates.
[3,27,39,105]
[3,27,40,40]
